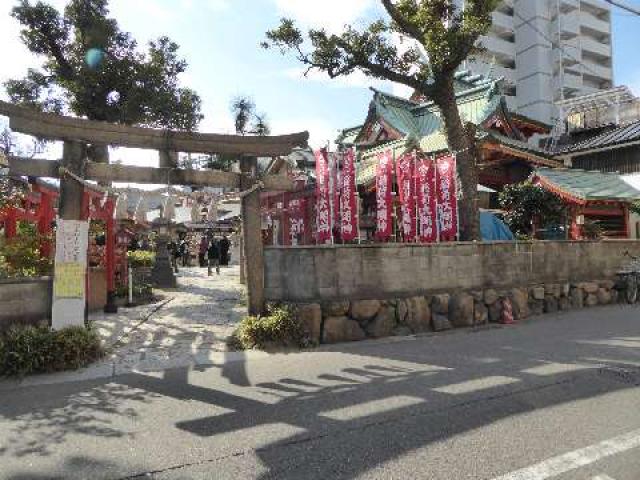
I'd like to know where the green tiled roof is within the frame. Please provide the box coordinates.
[336,125,363,146]
[534,168,640,202]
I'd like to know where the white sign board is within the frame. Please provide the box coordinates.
[52,219,89,329]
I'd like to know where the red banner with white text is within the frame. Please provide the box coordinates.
[340,149,358,242]
[396,151,416,242]
[286,197,306,246]
[330,152,340,235]
[416,154,438,243]
[315,149,332,244]
[375,150,394,241]
[436,154,459,241]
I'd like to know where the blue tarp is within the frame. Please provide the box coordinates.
[480,212,515,241]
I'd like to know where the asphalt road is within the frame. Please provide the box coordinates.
[1,305,640,480]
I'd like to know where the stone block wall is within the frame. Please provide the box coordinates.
[296,280,621,345]
[0,277,52,333]
[265,240,640,302]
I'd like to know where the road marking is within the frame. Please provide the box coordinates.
[492,428,640,480]
[318,396,424,421]
[592,475,616,480]
[432,376,520,395]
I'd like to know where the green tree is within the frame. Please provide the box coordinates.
[6,0,202,132]
[499,182,567,239]
[263,0,499,240]
[203,96,271,172]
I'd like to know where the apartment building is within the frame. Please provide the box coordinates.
[457,0,614,126]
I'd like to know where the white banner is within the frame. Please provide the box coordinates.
[52,219,89,329]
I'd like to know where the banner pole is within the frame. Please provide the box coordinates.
[414,150,419,243]
[355,147,362,245]
[392,149,397,244]
[435,155,441,243]
[455,153,461,242]
[327,143,335,245]
[337,150,344,245]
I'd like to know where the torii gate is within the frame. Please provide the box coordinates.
[0,100,307,318]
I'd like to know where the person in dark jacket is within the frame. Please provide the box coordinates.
[219,234,231,266]
[207,238,220,276]
[198,235,208,267]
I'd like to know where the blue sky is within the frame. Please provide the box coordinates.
[1,0,639,159]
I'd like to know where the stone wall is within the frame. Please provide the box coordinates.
[295,279,620,345]
[265,240,640,302]
[0,277,52,332]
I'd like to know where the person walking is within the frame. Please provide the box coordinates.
[198,235,208,267]
[179,238,189,267]
[219,234,231,267]
[207,237,220,276]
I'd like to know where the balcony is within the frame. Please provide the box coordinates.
[492,10,514,35]
[482,35,516,62]
[581,35,611,59]
[551,14,579,39]
[580,11,611,35]
[582,51,612,79]
[559,0,580,12]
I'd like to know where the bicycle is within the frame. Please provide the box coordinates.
[616,251,640,304]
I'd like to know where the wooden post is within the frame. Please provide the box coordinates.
[239,226,246,285]
[54,140,89,327]
[240,157,264,316]
[159,150,178,168]
[104,199,118,313]
[59,141,87,220]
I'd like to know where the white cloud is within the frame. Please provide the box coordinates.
[0,4,42,97]
[285,67,385,89]
[270,116,339,149]
[274,0,374,33]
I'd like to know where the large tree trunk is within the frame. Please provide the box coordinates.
[430,76,481,241]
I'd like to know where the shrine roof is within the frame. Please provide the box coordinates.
[533,168,640,203]
[556,119,640,156]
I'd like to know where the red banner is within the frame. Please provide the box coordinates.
[329,152,340,234]
[286,197,306,246]
[436,154,459,241]
[396,152,416,242]
[340,149,358,242]
[315,149,332,244]
[416,154,438,243]
[375,150,393,241]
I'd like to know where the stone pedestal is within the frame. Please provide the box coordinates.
[152,237,176,288]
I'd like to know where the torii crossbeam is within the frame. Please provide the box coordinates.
[0,100,309,317]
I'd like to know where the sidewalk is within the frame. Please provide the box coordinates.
[93,265,247,373]
[1,266,248,390]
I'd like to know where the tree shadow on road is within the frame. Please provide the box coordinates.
[114,310,640,479]
[2,308,640,479]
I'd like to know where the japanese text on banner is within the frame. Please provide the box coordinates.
[340,148,358,242]
[436,155,459,241]
[314,149,332,244]
[416,155,438,243]
[375,150,393,241]
[396,152,417,242]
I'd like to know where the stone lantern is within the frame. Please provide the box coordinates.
[151,217,176,288]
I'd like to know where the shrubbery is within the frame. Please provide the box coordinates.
[0,225,53,279]
[0,325,105,377]
[228,304,309,350]
[127,250,155,268]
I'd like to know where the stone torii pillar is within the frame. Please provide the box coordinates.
[240,156,265,316]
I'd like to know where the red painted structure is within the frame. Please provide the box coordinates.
[1,180,124,311]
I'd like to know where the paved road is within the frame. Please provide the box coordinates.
[1,304,640,479]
